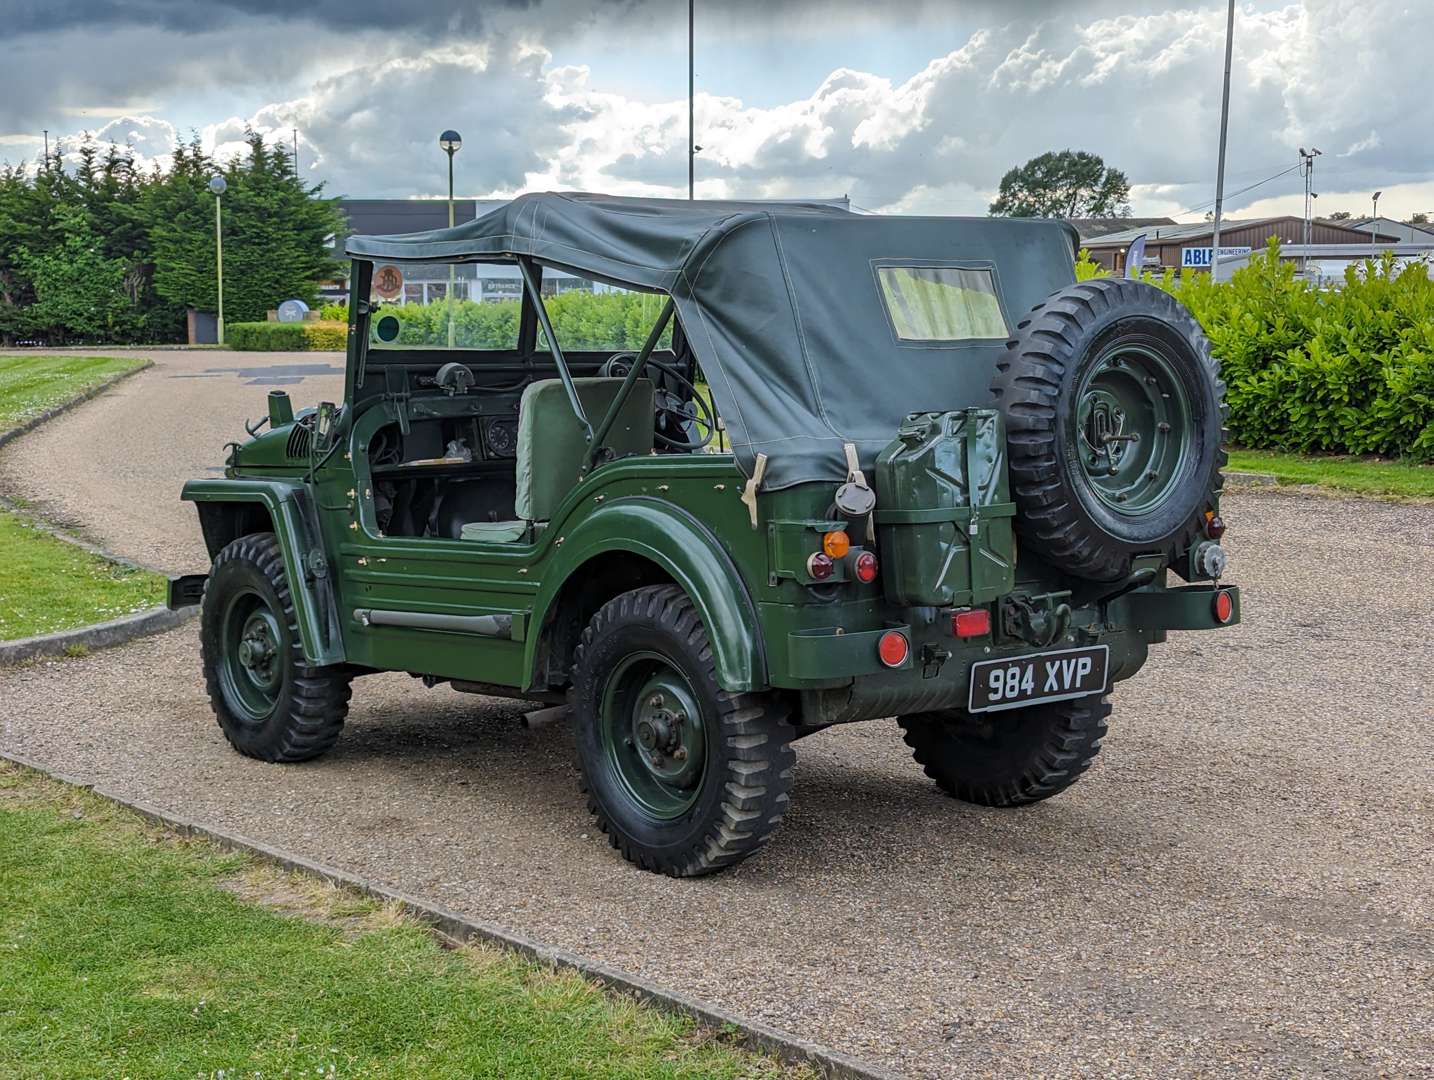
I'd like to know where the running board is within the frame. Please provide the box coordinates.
[353,608,514,638]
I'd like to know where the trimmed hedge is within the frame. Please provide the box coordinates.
[227,320,347,352]
[1076,242,1434,460]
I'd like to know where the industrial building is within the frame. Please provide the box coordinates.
[1081,216,1400,274]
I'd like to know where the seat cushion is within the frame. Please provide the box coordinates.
[515,377,654,522]
[460,520,528,544]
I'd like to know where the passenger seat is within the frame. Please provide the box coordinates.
[460,377,654,543]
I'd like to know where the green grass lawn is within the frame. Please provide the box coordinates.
[0,510,165,640]
[0,354,147,433]
[0,764,809,1079]
[1227,449,1434,499]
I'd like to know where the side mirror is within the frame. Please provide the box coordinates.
[314,401,339,453]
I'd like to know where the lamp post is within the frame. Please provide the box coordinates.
[209,175,227,346]
[1372,190,1382,224]
[439,129,462,348]
[1209,0,1236,282]
[1299,147,1322,274]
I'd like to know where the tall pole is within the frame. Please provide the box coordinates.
[688,0,695,200]
[1209,0,1236,282]
[447,149,456,348]
[42,129,49,171]
[214,194,225,346]
[292,128,299,175]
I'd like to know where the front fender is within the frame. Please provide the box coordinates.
[525,496,766,693]
[181,478,345,667]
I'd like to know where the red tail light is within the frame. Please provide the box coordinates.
[1213,589,1234,623]
[952,608,991,638]
[806,552,834,580]
[877,631,909,668]
[853,551,878,583]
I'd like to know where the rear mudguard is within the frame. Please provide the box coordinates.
[180,478,346,667]
[524,496,766,694]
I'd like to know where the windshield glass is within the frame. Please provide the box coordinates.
[367,261,519,350]
[535,272,674,352]
[876,265,1009,342]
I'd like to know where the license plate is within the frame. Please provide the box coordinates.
[967,645,1109,714]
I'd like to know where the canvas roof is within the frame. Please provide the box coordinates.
[347,192,1079,490]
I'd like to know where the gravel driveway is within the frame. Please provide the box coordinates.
[2,349,1431,1078]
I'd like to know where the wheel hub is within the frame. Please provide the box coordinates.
[219,591,285,722]
[1076,343,1191,516]
[599,655,708,820]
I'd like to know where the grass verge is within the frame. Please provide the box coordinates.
[0,510,164,640]
[0,763,812,1079]
[0,354,147,433]
[1227,449,1434,500]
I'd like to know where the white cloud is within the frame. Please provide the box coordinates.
[26,2,1434,222]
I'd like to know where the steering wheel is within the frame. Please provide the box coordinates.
[601,353,715,451]
[645,358,716,451]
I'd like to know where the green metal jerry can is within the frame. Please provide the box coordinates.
[874,409,1017,609]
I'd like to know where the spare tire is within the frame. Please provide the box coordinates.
[991,278,1226,582]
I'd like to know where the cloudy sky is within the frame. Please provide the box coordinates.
[2,0,1430,221]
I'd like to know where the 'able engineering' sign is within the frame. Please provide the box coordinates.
[1181,246,1253,269]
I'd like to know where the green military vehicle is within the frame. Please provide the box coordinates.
[171,193,1239,876]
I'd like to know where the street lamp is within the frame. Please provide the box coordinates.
[1372,190,1382,223]
[439,129,462,348]
[209,175,227,346]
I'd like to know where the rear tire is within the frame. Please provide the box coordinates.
[898,696,1111,806]
[200,532,352,763]
[572,585,795,876]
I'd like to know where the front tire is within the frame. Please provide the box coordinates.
[572,585,796,876]
[200,532,352,763]
[898,696,1110,806]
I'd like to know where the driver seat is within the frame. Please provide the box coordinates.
[461,377,654,543]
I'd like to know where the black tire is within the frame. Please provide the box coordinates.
[200,532,352,762]
[898,695,1111,807]
[571,585,796,876]
[991,277,1227,581]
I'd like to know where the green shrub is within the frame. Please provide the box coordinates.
[1148,240,1434,461]
[226,322,306,351]
[227,320,346,351]
[302,321,347,350]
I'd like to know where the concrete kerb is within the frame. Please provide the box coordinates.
[0,749,904,1080]
[0,359,153,452]
[0,606,196,666]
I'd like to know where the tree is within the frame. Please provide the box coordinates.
[149,131,345,324]
[1413,212,1430,225]
[989,150,1132,219]
[19,202,138,343]
[1327,211,1353,221]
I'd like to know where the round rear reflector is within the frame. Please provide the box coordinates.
[877,630,909,668]
[806,552,834,580]
[1213,590,1234,623]
[853,551,878,583]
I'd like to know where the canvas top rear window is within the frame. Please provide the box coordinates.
[875,265,1009,342]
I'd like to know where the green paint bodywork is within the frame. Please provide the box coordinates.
[178,256,1239,729]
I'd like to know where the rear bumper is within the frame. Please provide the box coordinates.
[166,574,207,610]
[1110,583,1240,635]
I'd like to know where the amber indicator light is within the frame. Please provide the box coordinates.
[822,530,851,559]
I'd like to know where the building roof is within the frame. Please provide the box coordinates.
[1083,218,1285,247]
[1069,217,1177,242]
[1345,216,1434,242]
